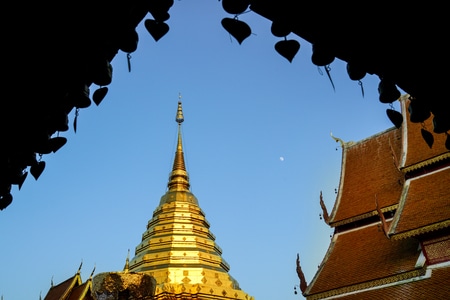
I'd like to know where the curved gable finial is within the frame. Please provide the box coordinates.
[330,132,345,148]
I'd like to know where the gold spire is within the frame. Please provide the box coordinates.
[128,99,253,300]
[123,249,130,273]
[167,100,190,192]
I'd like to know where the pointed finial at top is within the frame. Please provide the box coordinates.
[89,265,96,279]
[123,249,130,273]
[176,96,184,124]
[330,132,344,148]
[77,260,83,274]
[168,99,190,191]
[296,253,308,293]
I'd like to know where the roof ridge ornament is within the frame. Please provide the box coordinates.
[330,132,345,149]
[89,264,96,279]
[319,191,330,224]
[388,137,403,173]
[77,260,83,274]
[375,195,390,239]
[295,253,308,294]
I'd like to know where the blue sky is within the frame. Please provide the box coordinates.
[0,1,401,299]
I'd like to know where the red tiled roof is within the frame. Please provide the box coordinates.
[389,167,450,239]
[43,275,79,300]
[320,266,450,300]
[400,97,450,170]
[67,281,93,300]
[306,95,450,299]
[329,128,403,225]
[305,221,420,296]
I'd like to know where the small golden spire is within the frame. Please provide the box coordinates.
[168,100,190,192]
[123,249,130,273]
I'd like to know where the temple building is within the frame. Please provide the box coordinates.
[43,264,95,300]
[44,101,254,300]
[297,95,450,299]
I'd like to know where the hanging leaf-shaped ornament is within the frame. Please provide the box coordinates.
[421,128,434,148]
[48,137,67,153]
[30,161,46,180]
[93,87,108,106]
[144,19,169,42]
[221,17,251,44]
[275,39,300,63]
[386,108,403,129]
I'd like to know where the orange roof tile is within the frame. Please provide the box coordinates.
[329,129,403,225]
[400,97,449,171]
[305,221,421,297]
[389,167,450,239]
[316,266,450,300]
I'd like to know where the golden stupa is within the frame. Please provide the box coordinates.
[126,100,254,299]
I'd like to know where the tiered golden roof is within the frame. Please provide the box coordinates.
[128,101,253,300]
